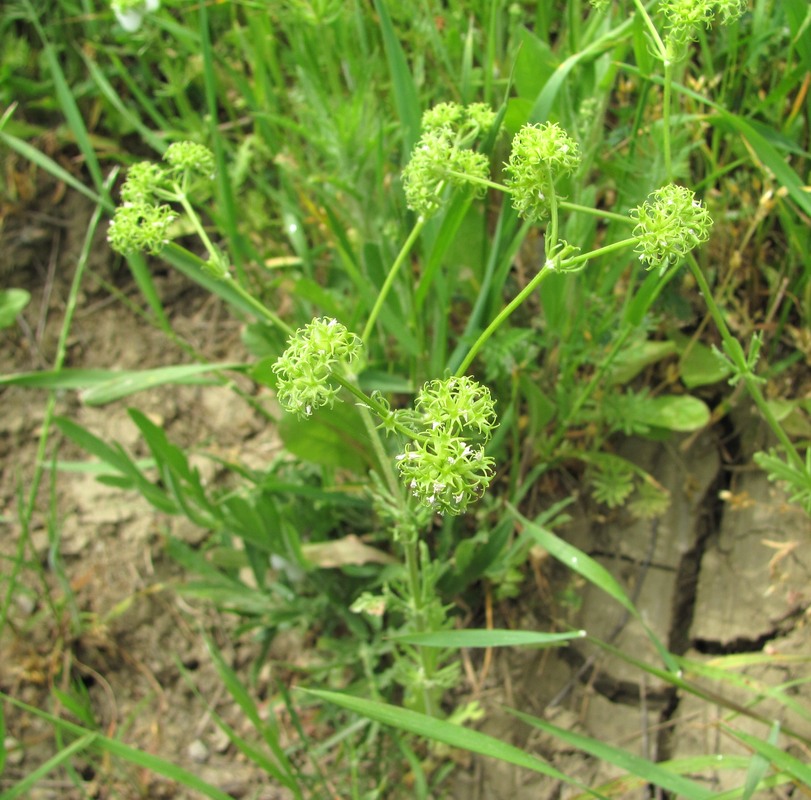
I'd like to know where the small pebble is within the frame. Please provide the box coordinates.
[187,738,209,763]
[4,736,24,765]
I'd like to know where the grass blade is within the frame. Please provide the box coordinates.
[204,638,300,791]
[724,726,811,787]
[1,693,235,800]
[391,629,586,648]
[0,369,125,390]
[304,689,608,797]
[0,129,105,208]
[511,504,679,673]
[373,0,421,157]
[79,362,243,405]
[1,733,96,800]
[510,708,715,800]
[80,50,165,153]
[741,721,780,800]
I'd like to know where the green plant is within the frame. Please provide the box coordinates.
[3,0,810,796]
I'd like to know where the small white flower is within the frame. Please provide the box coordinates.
[112,0,160,32]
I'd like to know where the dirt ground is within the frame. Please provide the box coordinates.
[2,188,809,799]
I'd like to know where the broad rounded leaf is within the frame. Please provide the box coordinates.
[635,395,710,432]
[0,289,31,329]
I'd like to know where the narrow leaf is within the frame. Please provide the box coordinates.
[726,726,811,786]
[511,506,679,673]
[79,363,241,405]
[391,629,586,648]
[373,0,421,156]
[1,692,239,800]
[511,709,714,800]
[304,689,606,796]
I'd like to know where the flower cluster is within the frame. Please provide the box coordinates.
[397,377,497,515]
[631,184,713,271]
[107,142,215,256]
[107,201,176,255]
[272,317,362,418]
[662,0,746,57]
[504,122,580,222]
[402,102,495,218]
[164,141,216,179]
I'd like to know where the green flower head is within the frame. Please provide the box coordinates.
[164,141,216,180]
[631,184,713,270]
[272,317,362,418]
[396,435,495,516]
[107,201,176,255]
[421,102,466,133]
[120,161,165,203]
[395,376,498,515]
[415,376,497,440]
[662,0,746,57]
[402,102,495,217]
[504,122,580,222]
[402,129,489,217]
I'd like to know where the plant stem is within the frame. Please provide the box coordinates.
[330,374,427,443]
[629,0,672,178]
[686,255,804,470]
[346,379,438,716]
[442,173,632,225]
[454,236,639,377]
[362,217,427,344]
[454,263,552,377]
[662,59,673,180]
[558,201,632,225]
[175,188,221,262]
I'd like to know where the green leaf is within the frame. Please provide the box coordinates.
[0,368,130,390]
[634,395,710,432]
[203,638,298,789]
[672,332,734,388]
[373,0,421,157]
[742,721,780,800]
[510,708,715,800]
[303,690,606,795]
[391,629,586,648]
[54,417,177,514]
[510,505,679,674]
[528,15,636,123]
[607,339,677,384]
[1,734,97,800]
[512,27,557,104]
[79,363,241,405]
[725,726,811,786]
[1,692,235,800]
[278,402,371,473]
[0,289,31,329]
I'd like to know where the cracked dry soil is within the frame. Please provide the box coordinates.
[2,194,810,799]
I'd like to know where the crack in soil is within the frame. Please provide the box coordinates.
[655,420,737,764]
[693,600,810,654]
